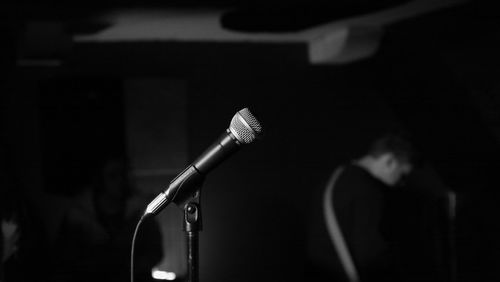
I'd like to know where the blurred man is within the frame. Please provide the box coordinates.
[307,133,415,282]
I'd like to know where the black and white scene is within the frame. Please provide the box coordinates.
[1,0,499,282]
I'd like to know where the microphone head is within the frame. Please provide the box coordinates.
[229,108,263,144]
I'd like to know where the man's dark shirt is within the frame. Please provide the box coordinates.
[306,164,400,282]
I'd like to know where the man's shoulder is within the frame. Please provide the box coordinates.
[336,164,382,195]
[337,163,370,183]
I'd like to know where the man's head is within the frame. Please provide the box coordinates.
[357,133,415,187]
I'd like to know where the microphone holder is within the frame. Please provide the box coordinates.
[181,189,202,282]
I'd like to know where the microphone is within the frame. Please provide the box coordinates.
[144,107,263,216]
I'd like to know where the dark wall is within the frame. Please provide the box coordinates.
[373,5,500,281]
[38,76,125,195]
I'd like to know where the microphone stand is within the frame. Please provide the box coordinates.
[447,191,457,282]
[182,190,202,282]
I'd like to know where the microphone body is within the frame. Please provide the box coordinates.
[193,130,240,174]
[144,108,261,216]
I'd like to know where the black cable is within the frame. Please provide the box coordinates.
[131,214,148,282]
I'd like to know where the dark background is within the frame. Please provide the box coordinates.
[2,0,500,282]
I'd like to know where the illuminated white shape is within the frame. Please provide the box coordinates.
[152,268,177,281]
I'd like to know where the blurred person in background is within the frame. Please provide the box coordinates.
[49,151,163,282]
[307,132,416,282]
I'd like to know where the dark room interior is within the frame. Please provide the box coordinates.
[2,0,500,282]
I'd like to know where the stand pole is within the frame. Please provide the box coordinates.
[184,197,202,282]
[447,191,457,282]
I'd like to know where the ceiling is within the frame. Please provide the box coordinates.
[12,0,497,65]
[10,1,413,19]
[9,0,477,23]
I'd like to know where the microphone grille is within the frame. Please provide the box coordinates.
[230,108,263,144]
